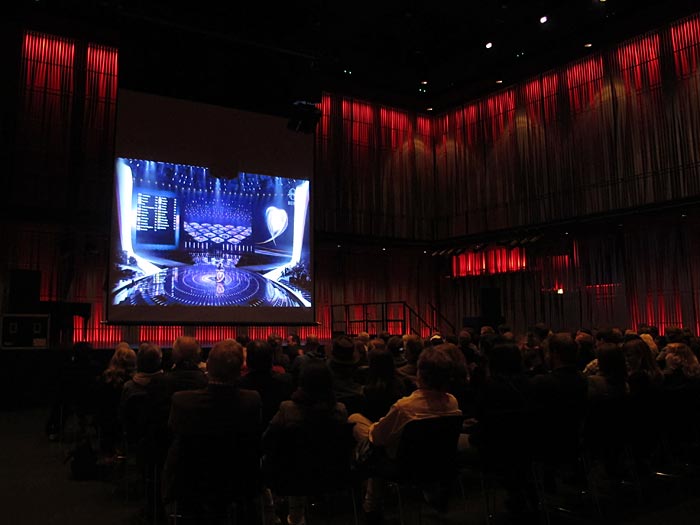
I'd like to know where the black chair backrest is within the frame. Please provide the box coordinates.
[263,421,357,496]
[393,415,464,483]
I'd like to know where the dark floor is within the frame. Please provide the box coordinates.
[2,406,700,525]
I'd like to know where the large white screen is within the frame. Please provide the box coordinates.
[107,90,315,325]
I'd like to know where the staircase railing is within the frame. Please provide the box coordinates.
[330,301,444,338]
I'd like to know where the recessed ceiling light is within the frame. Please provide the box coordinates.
[426,107,433,111]
[485,42,493,49]
[540,16,548,24]
[496,80,503,84]
[421,80,428,85]
[584,43,593,48]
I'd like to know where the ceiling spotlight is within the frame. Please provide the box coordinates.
[496,79,503,84]
[421,80,428,85]
[540,16,548,24]
[426,107,433,111]
[584,43,593,48]
[485,42,493,49]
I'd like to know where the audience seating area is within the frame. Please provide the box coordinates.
[19,325,700,525]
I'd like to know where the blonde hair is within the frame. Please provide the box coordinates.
[103,343,136,385]
[640,333,658,355]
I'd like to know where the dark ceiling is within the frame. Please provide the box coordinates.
[13,0,700,117]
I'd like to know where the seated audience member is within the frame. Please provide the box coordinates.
[397,334,424,391]
[120,342,170,519]
[328,336,365,415]
[662,342,700,390]
[436,342,474,416]
[623,338,664,470]
[469,342,535,516]
[239,339,294,427]
[284,333,303,365]
[164,336,207,395]
[587,343,629,400]
[575,332,596,372]
[531,322,551,345]
[120,342,170,458]
[290,333,326,385]
[355,332,371,365]
[359,345,407,422]
[348,346,462,521]
[530,333,588,463]
[94,342,136,456]
[387,335,407,368]
[162,339,262,522]
[378,330,391,345]
[262,361,349,525]
[428,332,445,346]
[623,338,663,397]
[269,333,290,372]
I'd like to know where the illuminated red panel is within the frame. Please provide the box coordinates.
[380,108,411,149]
[452,247,527,277]
[22,31,75,94]
[671,16,700,77]
[524,73,558,124]
[617,35,660,91]
[342,99,374,145]
[566,57,604,113]
[482,90,515,143]
[86,43,118,100]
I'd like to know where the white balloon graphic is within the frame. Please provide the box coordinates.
[263,206,288,244]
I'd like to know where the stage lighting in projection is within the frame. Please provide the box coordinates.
[261,206,289,245]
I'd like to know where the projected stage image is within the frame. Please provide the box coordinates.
[108,158,312,324]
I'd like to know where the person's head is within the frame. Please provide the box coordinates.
[357,331,370,345]
[532,322,551,343]
[428,333,445,346]
[295,360,336,408]
[665,326,686,345]
[576,332,595,353]
[378,330,391,344]
[436,342,468,382]
[403,334,424,365]
[664,343,700,378]
[489,342,523,377]
[287,333,301,346]
[172,336,202,367]
[331,335,358,366]
[207,339,244,383]
[458,329,472,347]
[546,332,578,368]
[245,339,273,372]
[267,333,283,349]
[597,343,628,386]
[640,333,658,355]
[623,338,660,376]
[368,338,386,352]
[387,335,404,359]
[305,333,320,354]
[136,342,162,374]
[595,326,623,346]
[417,346,454,391]
[497,324,512,336]
[105,343,136,381]
[367,346,396,385]
[480,325,496,336]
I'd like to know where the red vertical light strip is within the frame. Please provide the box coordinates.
[451,247,526,276]
[380,108,411,149]
[617,35,660,91]
[671,16,700,78]
[482,90,515,143]
[566,57,604,113]
[23,32,75,94]
[86,44,118,100]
